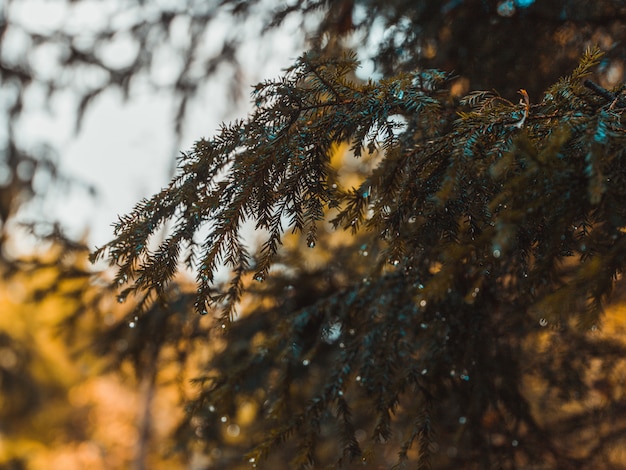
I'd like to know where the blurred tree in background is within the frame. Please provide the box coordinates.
[2,0,626,469]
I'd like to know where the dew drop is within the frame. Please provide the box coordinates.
[308,241,316,248]
[420,323,428,329]
[248,458,256,464]
[356,375,361,382]
[220,416,228,423]
[539,318,548,327]
[512,439,519,447]
[492,249,501,258]
[497,1,516,18]
[226,424,240,437]
[421,368,428,375]
[128,321,135,328]
[254,274,265,282]
[208,405,216,412]
[117,294,127,303]
[302,359,310,366]
[458,416,467,424]
[419,300,427,307]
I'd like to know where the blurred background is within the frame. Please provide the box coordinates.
[1,0,626,469]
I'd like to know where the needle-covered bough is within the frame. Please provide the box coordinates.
[92,47,626,467]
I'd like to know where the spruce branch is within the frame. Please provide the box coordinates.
[94,51,451,316]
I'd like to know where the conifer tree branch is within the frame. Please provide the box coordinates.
[94,51,451,316]
[93,48,626,466]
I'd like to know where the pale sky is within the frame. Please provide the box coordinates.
[8,0,307,250]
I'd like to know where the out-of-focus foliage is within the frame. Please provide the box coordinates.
[96,42,626,468]
[333,0,626,97]
[0,242,200,469]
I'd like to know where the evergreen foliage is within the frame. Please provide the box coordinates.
[94,46,626,468]
[3,0,626,468]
